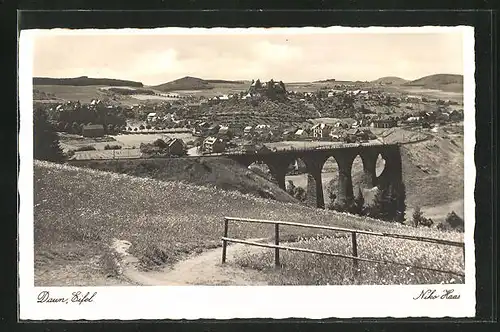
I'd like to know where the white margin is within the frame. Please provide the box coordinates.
[18,26,476,320]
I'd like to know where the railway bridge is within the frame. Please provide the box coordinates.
[226,143,403,209]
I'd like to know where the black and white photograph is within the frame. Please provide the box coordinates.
[18,26,476,319]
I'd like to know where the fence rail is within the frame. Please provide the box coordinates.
[221,217,465,278]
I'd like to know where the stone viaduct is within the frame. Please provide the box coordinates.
[227,143,404,209]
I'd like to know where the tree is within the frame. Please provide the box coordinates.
[443,211,464,232]
[33,109,64,162]
[71,122,80,134]
[255,79,262,89]
[354,187,365,215]
[293,186,306,202]
[412,206,424,227]
[327,191,337,210]
[286,180,296,196]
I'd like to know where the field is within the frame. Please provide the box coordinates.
[235,230,464,285]
[34,161,463,286]
[110,133,195,147]
[71,149,141,160]
[66,156,299,203]
[59,132,196,157]
[34,85,111,103]
[58,133,119,151]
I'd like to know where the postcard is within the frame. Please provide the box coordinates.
[19,26,475,320]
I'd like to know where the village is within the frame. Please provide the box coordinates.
[35,78,464,160]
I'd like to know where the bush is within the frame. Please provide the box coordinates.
[75,145,96,152]
[104,144,122,150]
[412,206,433,228]
[437,211,464,232]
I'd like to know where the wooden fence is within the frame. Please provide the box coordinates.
[221,217,465,278]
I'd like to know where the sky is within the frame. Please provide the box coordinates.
[30,28,465,86]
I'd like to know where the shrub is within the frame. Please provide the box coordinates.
[104,144,122,150]
[438,211,464,232]
[412,206,424,227]
[412,206,433,228]
[75,145,96,152]
[354,187,365,215]
[153,139,167,149]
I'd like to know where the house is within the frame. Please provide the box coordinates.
[192,121,211,136]
[218,125,231,137]
[332,118,357,129]
[202,136,225,154]
[164,137,187,156]
[147,112,157,122]
[329,127,345,141]
[255,124,270,133]
[311,123,333,139]
[406,116,422,123]
[343,128,375,143]
[244,126,254,137]
[82,124,105,137]
[207,124,221,135]
[294,129,308,138]
[371,116,397,128]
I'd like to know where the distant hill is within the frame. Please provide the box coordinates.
[33,76,144,87]
[153,76,246,92]
[314,79,337,83]
[372,77,408,85]
[403,74,463,92]
[153,76,213,92]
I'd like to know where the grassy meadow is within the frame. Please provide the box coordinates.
[235,232,464,286]
[35,161,464,286]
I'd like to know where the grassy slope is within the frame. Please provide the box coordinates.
[235,231,464,285]
[33,76,143,87]
[34,161,462,286]
[371,77,409,85]
[34,85,111,103]
[69,157,298,203]
[404,74,463,93]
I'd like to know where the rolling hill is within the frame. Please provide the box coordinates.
[33,76,144,87]
[152,76,246,92]
[372,76,408,85]
[403,74,463,92]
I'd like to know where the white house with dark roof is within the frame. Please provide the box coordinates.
[311,123,333,139]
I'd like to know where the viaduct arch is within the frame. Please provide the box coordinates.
[228,144,404,210]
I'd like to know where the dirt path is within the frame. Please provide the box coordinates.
[112,239,271,286]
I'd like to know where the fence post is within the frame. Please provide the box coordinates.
[462,244,465,266]
[275,223,280,268]
[351,232,359,277]
[221,218,229,264]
